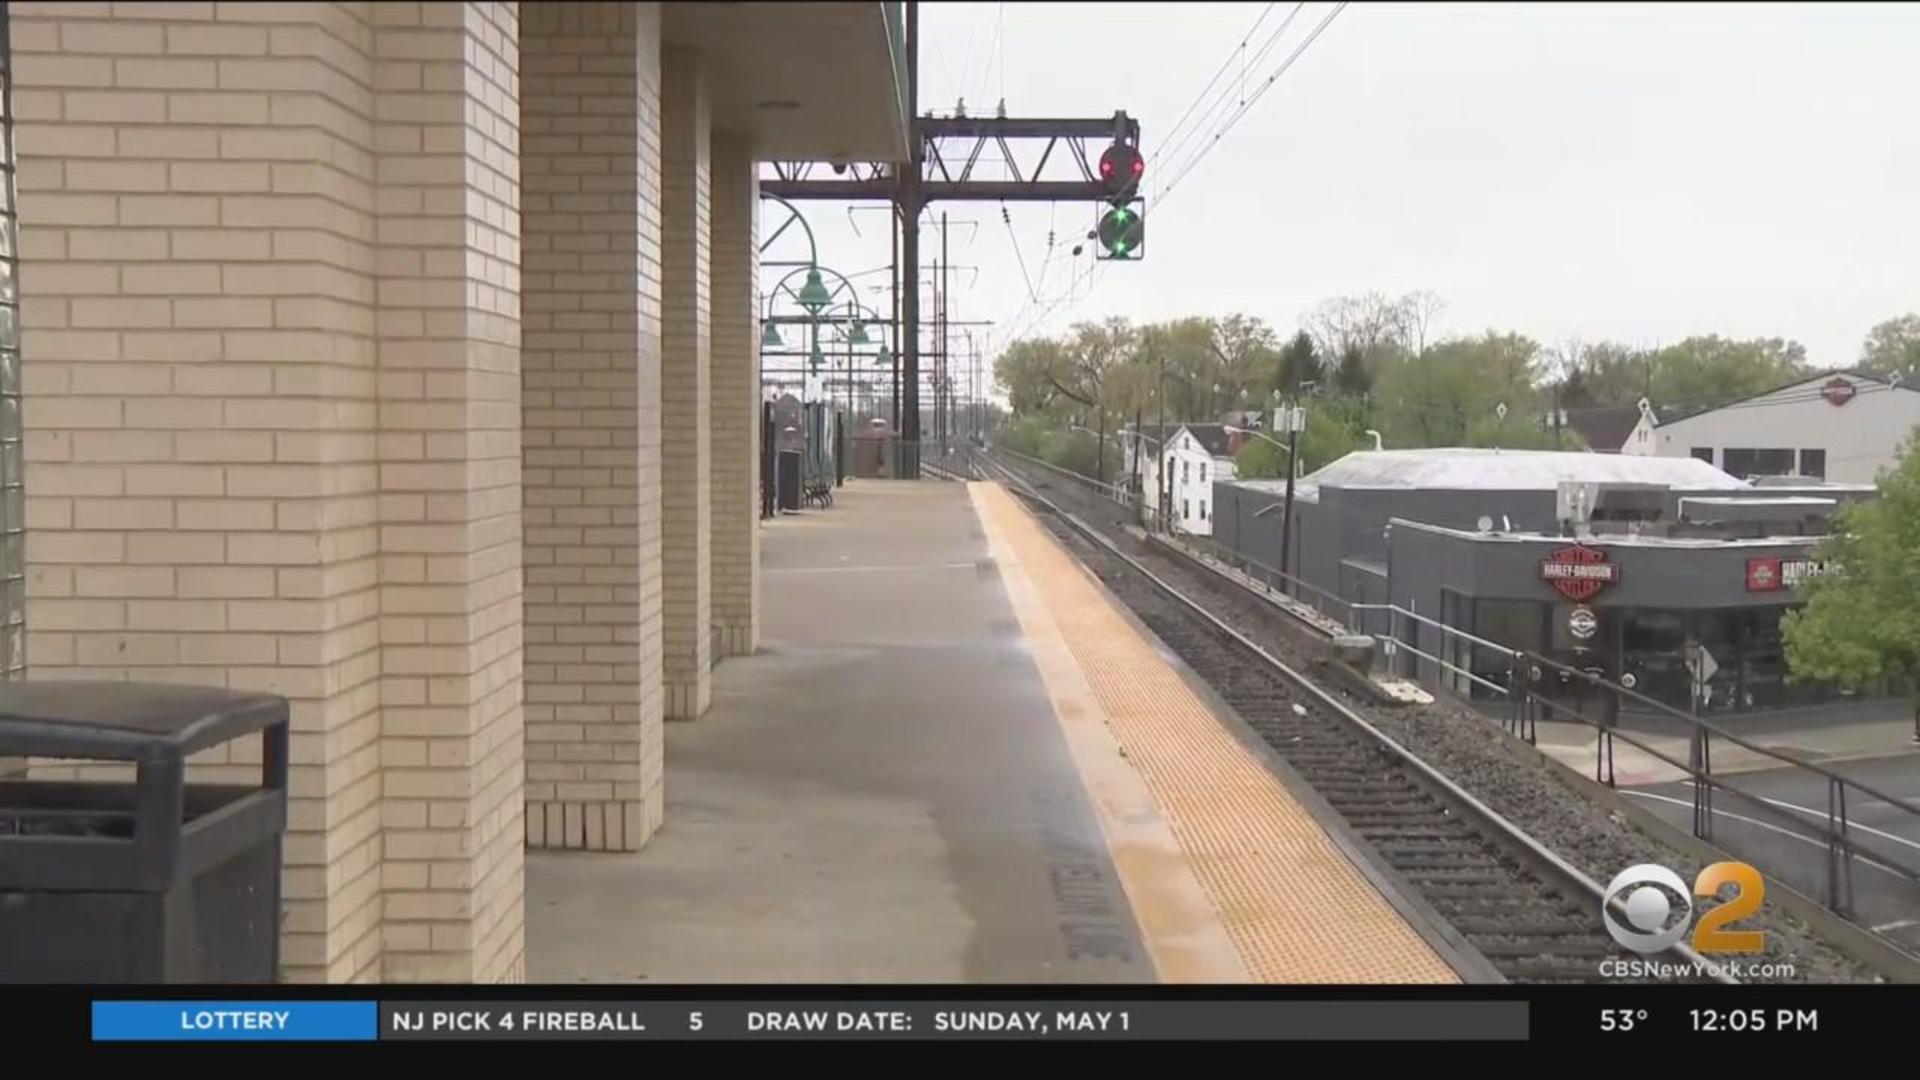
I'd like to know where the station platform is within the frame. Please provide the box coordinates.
[527,479,1455,984]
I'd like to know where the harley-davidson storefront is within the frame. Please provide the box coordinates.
[1380,519,1846,716]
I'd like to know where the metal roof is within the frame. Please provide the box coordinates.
[1390,517,1822,550]
[1653,368,1916,428]
[1297,447,1749,491]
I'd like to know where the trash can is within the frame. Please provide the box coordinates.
[0,682,289,983]
[777,449,802,511]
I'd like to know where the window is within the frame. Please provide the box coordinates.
[1722,447,1795,479]
[1182,500,1190,519]
[1199,462,1207,483]
[1199,501,1208,521]
[1798,448,1826,479]
[1639,427,1648,443]
[1181,460,1189,483]
[1690,447,1714,464]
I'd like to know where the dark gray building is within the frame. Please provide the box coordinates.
[1211,449,1877,715]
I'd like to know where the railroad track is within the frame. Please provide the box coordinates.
[978,450,1725,984]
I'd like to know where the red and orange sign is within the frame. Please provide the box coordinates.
[1540,544,1619,602]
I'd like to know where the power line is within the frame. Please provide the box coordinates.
[1154,3,1306,197]
[1159,1,1350,208]
[1153,3,1281,167]
[1002,204,1038,302]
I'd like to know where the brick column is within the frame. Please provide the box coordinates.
[708,133,759,658]
[658,50,710,719]
[520,1,664,851]
[11,0,385,984]
[370,1,525,984]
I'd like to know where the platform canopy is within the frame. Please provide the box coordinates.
[664,2,911,162]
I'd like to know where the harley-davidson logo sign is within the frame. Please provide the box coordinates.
[1539,544,1620,601]
[1747,556,1830,591]
[1821,377,1856,406]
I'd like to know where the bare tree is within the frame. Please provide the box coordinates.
[1397,289,1446,358]
[1303,290,1444,370]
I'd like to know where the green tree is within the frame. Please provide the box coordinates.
[1276,330,1318,395]
[1333,344,1372,395]
[1647,335,1809,412]
[1207,314,1281,407]
[1233,437,1289,480]
[993,338,1074,417]
[1782,431,1920,700]
[1859,314,1920,378]
[1370,330,1544,448]
[1296,394,1372,472]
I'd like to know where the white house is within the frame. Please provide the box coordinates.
[1620,407,1658,457]
[1172,425,1238,535]
[1645,370,1920,484]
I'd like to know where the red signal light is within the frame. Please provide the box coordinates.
[1097,142,1141,200]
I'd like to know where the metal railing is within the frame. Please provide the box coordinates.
[1504,651,1920,918]
[990,445,1138,507]
[1160,526,1355,627]
[1350,602,1521,700]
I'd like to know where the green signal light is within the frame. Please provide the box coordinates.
[1097,204,1144,258]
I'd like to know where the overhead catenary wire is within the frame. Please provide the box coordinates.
[1153,2,1282,168]
[1152,4,1305,197]
[1159,1,1350,208]
[1002,203,1039,303]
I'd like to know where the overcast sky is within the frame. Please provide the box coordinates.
[776,2,1920,378]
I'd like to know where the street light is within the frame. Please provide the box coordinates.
[795,268,832,315]
[761,321,784,350]
[1223,424,1293,459]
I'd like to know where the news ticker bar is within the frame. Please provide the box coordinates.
[94,1000,1529,1041]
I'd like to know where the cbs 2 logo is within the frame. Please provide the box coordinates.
[1602,862,1766,954]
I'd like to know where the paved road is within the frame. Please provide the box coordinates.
[1623,752,1920,956]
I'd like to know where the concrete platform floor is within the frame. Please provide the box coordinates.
[527,479,1156,983]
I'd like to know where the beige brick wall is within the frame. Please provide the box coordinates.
[370,0,525,985]
[658,48,710,720]
[708,133,759,658]
[13,0,525,985]
[519,1,663,851]
[13,0,386,984]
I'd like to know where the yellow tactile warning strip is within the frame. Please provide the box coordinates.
[971,482,1459,984]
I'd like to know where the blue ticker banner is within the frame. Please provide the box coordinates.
[91,1001,379,1042]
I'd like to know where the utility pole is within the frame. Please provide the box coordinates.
[1279,399,1300,588]
[1097,407,1107,486]
[891,197,901,439]
[1553,381,1563,449]
[1155,334,1169,529]
[899,2,922,477]
[940,211,951,457]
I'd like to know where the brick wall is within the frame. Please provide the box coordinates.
[519,1,662,851]
[11,0,386,984]
[658,48,709,720]
[370,0,524,984]
[12,0,526,984]
[708,133,758,658]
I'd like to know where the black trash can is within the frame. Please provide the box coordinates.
[776,449,802,511]
[0,682,289,983]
